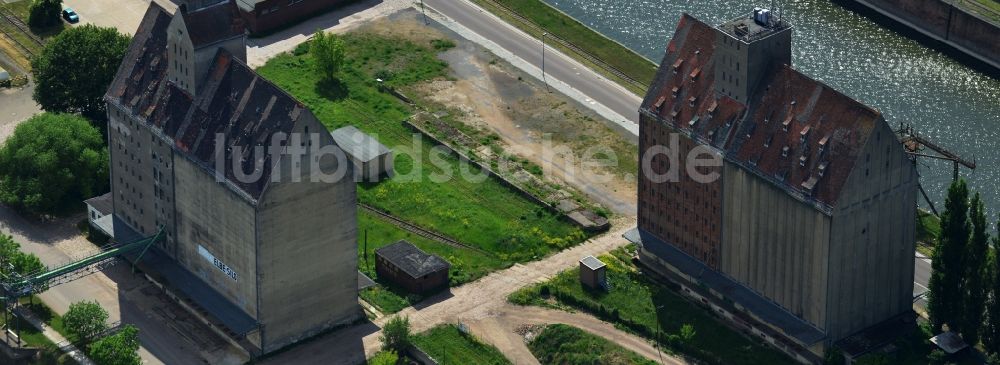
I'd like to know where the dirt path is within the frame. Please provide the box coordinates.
[488,305,684,365]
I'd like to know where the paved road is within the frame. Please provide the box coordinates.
[0,205,244,365]
[423,0,642,128]
[914,252,932,310]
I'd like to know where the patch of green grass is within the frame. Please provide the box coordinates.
[257,32,588,266]
[470,0,655,95]
[412,324,510,365]
[917,209,940,257]
[0,298,78,365]
[529,324,655,365]
[959,0,1000,23]
[360,285,413,315]
[509,245,794,365]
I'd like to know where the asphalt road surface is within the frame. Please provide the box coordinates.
[423,0,643,126]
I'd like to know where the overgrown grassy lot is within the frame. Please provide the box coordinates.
[470,0,657,94]
[357,208,507,313]
[412,324,510,365]
[509,245,794,365]
[528,324,655,365]
[257,32,589,311]
[916,209,941,257]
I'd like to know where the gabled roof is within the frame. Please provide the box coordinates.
[641,14,881,209]
[105,2,321,202]
[331,125,390,163]
[376,241,450,279]
[84,192,113,215]
[181,1,245,48]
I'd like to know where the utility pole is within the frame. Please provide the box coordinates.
[420,0,428,25]
[655,304,664,365]
[541,32,550,92]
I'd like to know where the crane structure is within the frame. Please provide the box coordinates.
[1,228,163,347]
[897,124,977,216]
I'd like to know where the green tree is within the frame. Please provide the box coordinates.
[63,300,109,342]
[928,179,971,332]
[0,113,109,215]
[984,219,1000,355]
[310,30,345,81]
[31,24,130,123]
[379,315,412,353]
[0,234,44,277]
[88,324,140,365]
[27,0,62,29]
[962,193,990,344]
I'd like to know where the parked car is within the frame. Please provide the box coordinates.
[61,8,79,23]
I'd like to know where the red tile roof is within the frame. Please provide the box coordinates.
[641,13,883,209]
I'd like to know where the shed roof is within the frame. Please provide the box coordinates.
[375,241,450,279]
[84,192,113,215]
[580,256,605,271]
[331,125,390,163]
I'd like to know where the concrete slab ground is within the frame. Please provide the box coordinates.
[60,0,176,35]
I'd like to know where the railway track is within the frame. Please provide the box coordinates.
[359,203,493,256]
[0,6,41,59]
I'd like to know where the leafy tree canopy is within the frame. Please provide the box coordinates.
[0,234,44,278]
[64,300,109,342]
[31,24,129,124]
[88,324,141,365]
[311,30,345,81]
[28,0,62,29]
[0,113,108,215]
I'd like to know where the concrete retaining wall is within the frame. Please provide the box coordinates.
[846,0,1000,71]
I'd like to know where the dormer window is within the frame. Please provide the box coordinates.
[818,161,829,177]
[654,96,666,111]
[672,59,683,73]
[799,155,808,166]
[782,115,793,132]
[707,100,718,117]
[764,135,773,148]
[689,116,700,127]
[689,96,697,107]
[689,68,701,81]
[799,126,811,143]
[671,86,679,98]
[818,135,829,155]
[781,146,790,157]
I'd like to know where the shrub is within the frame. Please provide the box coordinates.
[539,285,550,297]
[430,39,456,51]
[380,315,412,353]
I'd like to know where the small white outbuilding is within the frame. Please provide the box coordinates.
[330,125,393,182]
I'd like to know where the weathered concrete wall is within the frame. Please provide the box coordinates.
[825,120,917,342]
[107,104,178,253]
[947,8,1000,65]
[256,114,360,353]
[864,0,952,37]
[714,26,792,103]
[720,163,832,329]
[850,0,999,69]
[173,155,259,318]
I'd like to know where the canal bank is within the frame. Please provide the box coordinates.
[833,0,1000,76]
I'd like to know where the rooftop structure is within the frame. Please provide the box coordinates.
[632,11,917,364]
[331,125,394,182]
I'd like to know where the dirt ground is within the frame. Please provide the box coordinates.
[356,12,638,215]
